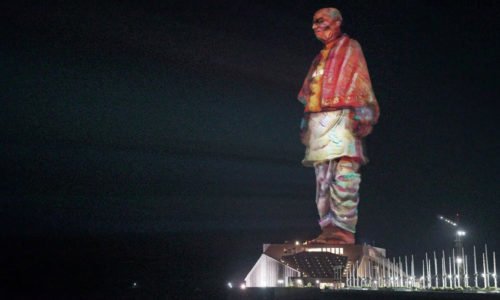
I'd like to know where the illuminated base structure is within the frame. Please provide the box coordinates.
[243,242,499,292]
[245,242,394,289]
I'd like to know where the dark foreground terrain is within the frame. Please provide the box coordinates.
[2,230,295,299]
[228,288,500,300]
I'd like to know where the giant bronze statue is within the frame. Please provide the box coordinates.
[299,8,379,245]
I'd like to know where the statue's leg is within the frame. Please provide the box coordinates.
[329,157,361,234]
[314,160,336,223]
[311,158,357,245]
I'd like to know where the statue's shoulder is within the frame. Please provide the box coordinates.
[344,36,364,54]
[344,35,361,48]
[334,34,360,50]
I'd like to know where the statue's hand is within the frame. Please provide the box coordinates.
[300,128,311,145]
[353,107,374,124]
[351,107,374,138]
[354,123,373,138]
[300,115,310,144]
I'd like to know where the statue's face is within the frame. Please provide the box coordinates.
[312,9,341,43]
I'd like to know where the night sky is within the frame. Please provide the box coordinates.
[2,0,499,259]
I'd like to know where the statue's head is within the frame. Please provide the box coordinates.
[312,8,343,44]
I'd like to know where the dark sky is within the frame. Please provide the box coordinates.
[2,0,499,256]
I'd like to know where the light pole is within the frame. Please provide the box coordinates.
[455,230,466,286]
[455,230,466,251]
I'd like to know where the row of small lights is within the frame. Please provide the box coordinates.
[226,279,287,289]
[227,273,497,290]
[227,282,246,290]
[438,215,457,227]
[228,278,329,289]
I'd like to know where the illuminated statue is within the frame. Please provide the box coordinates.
[298,8,379,244]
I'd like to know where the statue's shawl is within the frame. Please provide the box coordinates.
[298,34,379,124]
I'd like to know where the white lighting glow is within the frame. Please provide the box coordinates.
[240,283,246,290]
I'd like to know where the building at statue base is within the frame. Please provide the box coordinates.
[245,242,406,289]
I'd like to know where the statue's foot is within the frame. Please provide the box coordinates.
[307,225,354,245]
